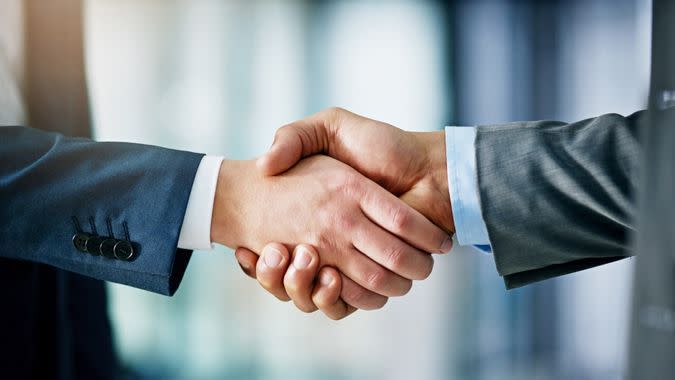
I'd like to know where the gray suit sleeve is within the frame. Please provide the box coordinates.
[475,110,646,289]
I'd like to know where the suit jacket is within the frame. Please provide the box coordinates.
[0,126,202,294]
[0,128,202,379]
[0,1,202,378]
[475,0,675,371]
[476,108,675,378]
[475,110,644,289]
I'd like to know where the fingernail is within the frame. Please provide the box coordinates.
[440,235,453,253]
[263,247,282,268]
[320,271,334,286]
[293,247,312,269]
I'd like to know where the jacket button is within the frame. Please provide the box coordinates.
[114,240,134,261]
[72,233,90,252]
[99,238,118,258]
[85,236,104,256]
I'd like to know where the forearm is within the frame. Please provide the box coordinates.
[475,110,645,288]
[0,126,203,295]
[210,159,256,249]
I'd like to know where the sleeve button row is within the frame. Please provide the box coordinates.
[72,233,135,261]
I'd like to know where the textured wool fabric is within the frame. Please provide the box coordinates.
[0,126,203,295]
[475,110,647,289]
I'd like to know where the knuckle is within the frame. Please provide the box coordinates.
[315,232,335,254]
[335,212,357,232]
[383,244,407,272]
[317,204,356,233]
[275,125,287,136]
[342,284,367,305]
[365,268,387,292]
[279,122,298,133]
[296,124,317,148]
[316,206,334,226]
[391,206,411,232]
[274,125,291,140]
[335,171,363,195]
[324,106,345,119]
[344,287,386,311]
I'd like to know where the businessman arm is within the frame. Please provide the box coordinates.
[235,108,455,318]
[475,110,643,288]
[0,126,203,295]
[1,126,450,306]
[212,155,450,310]
[245,108,645,300]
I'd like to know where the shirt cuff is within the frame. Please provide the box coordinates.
[177,155,224,251]
[445,126,491,249]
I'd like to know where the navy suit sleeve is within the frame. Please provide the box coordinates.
[0,126,205,295]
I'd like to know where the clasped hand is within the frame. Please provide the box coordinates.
[212,108,455,320]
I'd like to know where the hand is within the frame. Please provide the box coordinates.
[258,107,454,233]
[236,243,355,320]
[236,107,455,318]
[212,155,452,309]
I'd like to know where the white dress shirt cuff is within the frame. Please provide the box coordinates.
[177,155,224,251]
[445,126,491,247]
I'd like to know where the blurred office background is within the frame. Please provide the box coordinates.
[84,0,651,379]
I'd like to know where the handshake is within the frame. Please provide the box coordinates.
[211,108,455,320]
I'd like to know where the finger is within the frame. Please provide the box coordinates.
[312,266,356,320]
[283,245,320,313]
[257,115,330,176]
[339,246,412,297]
[359,183,453,254]
[353,222,434,281]
[256,243,292,302]
[340,273,388,311]
[234,247,259,279]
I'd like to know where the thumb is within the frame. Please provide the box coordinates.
[234,247,259,279]
[257,120,328,176]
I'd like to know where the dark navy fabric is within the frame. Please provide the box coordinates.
[0,126,203,378]
[0,126,202,295]
[0,258,118,379]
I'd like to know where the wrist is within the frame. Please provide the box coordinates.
[412,131,455,233]
[211,159,255,248]
[423,131,448,190]
[427,131,454,231]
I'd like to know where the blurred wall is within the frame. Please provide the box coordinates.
[85,0,651,379]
